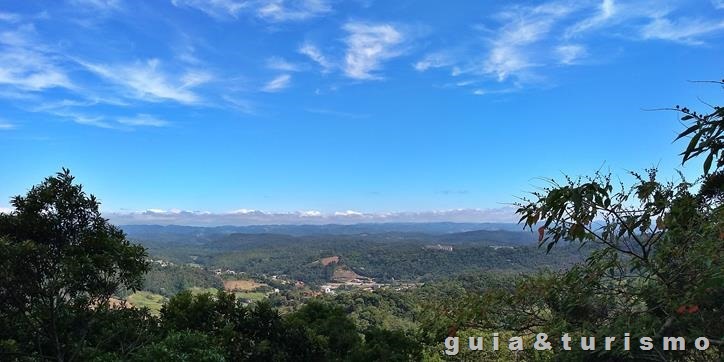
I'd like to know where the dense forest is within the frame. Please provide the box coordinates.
[1,83,722,361]
[132,230,586,285]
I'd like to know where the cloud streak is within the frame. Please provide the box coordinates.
[0,24,74,91]
[262,74,291,92]
[0,121,15,130]
[257,0,331,22]
[299,43,334,72]
[78,59,210,104]
[171,0,247,19]
[343,22,405,80]
[171,0,331,22]
[117,114,170,127]
[417,0,724,94]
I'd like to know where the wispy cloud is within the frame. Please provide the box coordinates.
[420,0,724,94]
[472,87,518,96]
[305,108,370,119]
[171,0,247,19]
[266,56,304,72]
[171,0,330,22]
[342,22,405,80]
[564,0,617,38]
[257,0,331,22]
[70,0,122,11]
[0,24,74,92]
[117,114,170,127]
[298,43,334,72]
[482,2,573,82]
[556,44,587,64]
[262,74,291,92]
[413,52,454,72]
[222,95,257,114]
[78,59,210,104]
[640,16,724,45]
[105,207,519,226]
[0,121,16,130]
[0,12,21,23]
[45,109,115,129]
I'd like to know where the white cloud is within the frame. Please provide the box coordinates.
[300,210,322,217]
[0,12,21,23]
[171,0,247,19]
[305,108,369,119]
[413,52,454,72]
[483,3,573,81]
[334,210,363,216]
[262,74,291,92]
[117,114,170,127]
[45,110,115,128]
[71,114,114,128]
[556,44,587,64]
[0,25,74,91]
[266,56,303,72]
[424,0,724,93]
[231,208,261,214]
[257,0,331,22]
[181,70,213,88]
[0,206,13,214]
[640,16,724,45]
[172,0,330,22]
[298,43,334,72]
[565,0,617,38]
[79,59,209,104]
[342,22,404,80]
[71,0,122,10]
[472,87,518,96]
[0,121,15,130]
[223,95,257,114]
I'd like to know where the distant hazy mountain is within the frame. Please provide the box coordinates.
[121,222,524,238]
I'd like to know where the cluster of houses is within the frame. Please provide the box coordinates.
[148,258,174,267]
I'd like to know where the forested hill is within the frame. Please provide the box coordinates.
[123,224,578,285]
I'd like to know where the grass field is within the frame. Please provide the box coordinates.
[223,279,266,292]
[234,292,267,302]
[127,291,167,315]
[188,287,219,295]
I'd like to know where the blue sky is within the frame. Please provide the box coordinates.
[0,0,722,225]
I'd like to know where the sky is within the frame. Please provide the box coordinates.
[0,0,722,225]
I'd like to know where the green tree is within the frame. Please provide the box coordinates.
[130,331,226,362]
[484,81,724,360]
[0,169,149,361]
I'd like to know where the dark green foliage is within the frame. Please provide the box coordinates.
[469,82,724,360]
[142,264,224,297]
[0,168,149,361]
[353,328,422,362]
[141,234,583,285]
[130,331,226,362]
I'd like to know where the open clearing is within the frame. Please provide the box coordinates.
[223,279,266,292]
[234,292,266,302]
[127,291,166,315]
[188,287,218,295]
[319,256,340,266]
